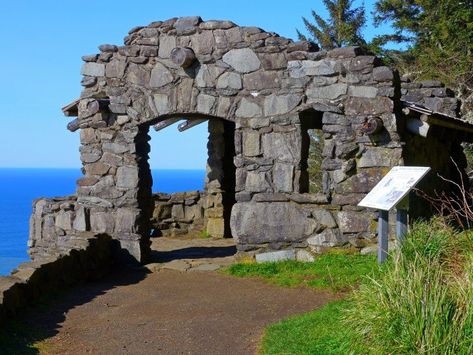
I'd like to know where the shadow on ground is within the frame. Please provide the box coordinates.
[150,245,237,262]
[0,266,148,354]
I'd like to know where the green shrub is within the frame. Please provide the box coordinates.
[344,219,473,354]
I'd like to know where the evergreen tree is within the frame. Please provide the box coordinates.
[297,0,367,50]
[373,0,473,117]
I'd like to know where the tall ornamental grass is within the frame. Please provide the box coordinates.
[344,219,473,354]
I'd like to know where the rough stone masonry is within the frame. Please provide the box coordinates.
[27,16,473,264]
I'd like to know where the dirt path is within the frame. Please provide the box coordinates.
[6,238,337,354]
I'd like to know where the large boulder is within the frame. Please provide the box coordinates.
[230,202,316,245]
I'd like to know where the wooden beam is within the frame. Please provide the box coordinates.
[406,118,430,138]
[361,117,384,135]
[423,115,473,134]
[177,119,208,132]
[170,47,196,68]
[153,118,181,131]
[67,118,80,132]
[62,99,80,117]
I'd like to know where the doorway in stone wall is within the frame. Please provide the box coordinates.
[149,116,235,246]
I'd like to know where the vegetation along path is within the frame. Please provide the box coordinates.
[2,238,338,354]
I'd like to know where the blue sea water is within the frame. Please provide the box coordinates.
[0,168,205,276]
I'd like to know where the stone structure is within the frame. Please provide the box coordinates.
[25,16,473,264]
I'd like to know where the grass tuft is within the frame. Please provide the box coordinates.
[344,218,473,354]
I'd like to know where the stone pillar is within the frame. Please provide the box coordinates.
[76,120,152,263]
[204,119,236,238]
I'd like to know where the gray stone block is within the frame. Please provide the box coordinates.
[81,63,105,77]
[150,62,173,88]
[222,48,261,73]
[256,250,296,263]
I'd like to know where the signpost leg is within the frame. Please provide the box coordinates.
[378,210,389,264]
[396,209,408,243]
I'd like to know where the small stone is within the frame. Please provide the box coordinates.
[312,209,337,228]
[373,66,393,81]
[158,36,177,58]
[264,94,302,116]
[105,60,126,78]
[307,83,348,101]
[191,31,215,55]
[207,218,225,238]
[82,54,98,62]
[222,48,261,73]
[256,250,296,263]
[174,16,202,34]
[98,44,118,53]
[235,98,262,118]
[116,166,139,188]
[196,94,216,114]
[149,62,173,88]
[200,20,236,30]
[296,249,315,262]
[153,94,170,115]
[348,86,378,98]
[337,211,372,234]
[243,132,261,157]
[307,229,348,247]
[273,163,294,192]
[80,76,97,87]
[243,71,280,90]
[287,41,319,53]
[217,72,242,90]
[140,46,158,57]
[245,171,270,192]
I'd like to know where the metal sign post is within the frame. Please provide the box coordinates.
[378,210,389,263]
[396,195,409,243]
[358,167,430,264]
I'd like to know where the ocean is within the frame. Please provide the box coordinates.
[0,168,205,276]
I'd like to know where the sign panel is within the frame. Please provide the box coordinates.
[358,166,430,211]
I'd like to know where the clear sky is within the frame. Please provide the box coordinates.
[0,0,392,169]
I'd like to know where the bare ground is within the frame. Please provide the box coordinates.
[4,238,337,355]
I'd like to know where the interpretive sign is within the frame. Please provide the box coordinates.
[358,166,431,211]
[358,166,430,264]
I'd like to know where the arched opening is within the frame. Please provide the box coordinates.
[143,115,236,242]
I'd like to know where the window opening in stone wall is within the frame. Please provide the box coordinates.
[300,110,324,193]
[149,120,208,193]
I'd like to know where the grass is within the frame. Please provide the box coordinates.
[230,219,473,354]
[226,253,378,292]
[260,300,356,355]
[345,219,473,354]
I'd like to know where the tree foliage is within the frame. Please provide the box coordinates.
[297,0,367,50]
[374,0,473,117]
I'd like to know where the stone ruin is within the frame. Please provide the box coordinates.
[27,16,473,264]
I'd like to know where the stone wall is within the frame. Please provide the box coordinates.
[401,78,459,116]
[1,233,112,324]
[151,191,205,237]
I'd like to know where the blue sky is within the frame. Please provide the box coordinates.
[0,0,392,169]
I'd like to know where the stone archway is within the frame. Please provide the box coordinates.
[144,115,236,241]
